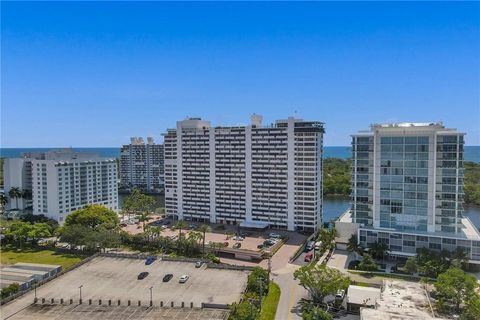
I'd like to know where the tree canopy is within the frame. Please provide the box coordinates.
[434,267,478,311]
[294,264,350,305]
[64,204,119,230]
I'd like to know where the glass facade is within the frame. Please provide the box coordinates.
[351,136,374,226]
[379,136,429,231]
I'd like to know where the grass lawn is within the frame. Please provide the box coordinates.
[258,281,281,320]
[0,247,89,270]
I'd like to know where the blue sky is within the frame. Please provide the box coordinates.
[1,1,479,147]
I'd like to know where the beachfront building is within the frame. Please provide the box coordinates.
[120,137,164,192]
[3,157,34,211]
[347,122,480,264]
[163,115,324,231]
[3,149,118,223]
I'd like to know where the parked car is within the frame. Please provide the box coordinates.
[233,242,241,249]
[257,244,264,249]
[188,224,196,229]
[305,241,315,252]
[223,241,229,247]
[314,241,322,251]
[120,223,127,227]
[145,256,156,265]
[335,289,345,300]
[179,275,189,283]
[195,261,203,268]
[304,252,313,262]
[163,274,173,282]
[137,272,149,280]
[233,236,244,241]
[269,233,281,239]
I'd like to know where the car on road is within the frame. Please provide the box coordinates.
[223,241,229,247]
[305,241,315,252]
[314,241,322,251]
[188,224,196,229]
[257,244,264,249]
[179,275,189,283]
[233,242,241,249]
[137,272,149,280]
[145,256,156,265]
[163,274,173,282]
[269,233,281,239]
[304,252,313,262]
[195,261,203,268]
[233,236,244,241]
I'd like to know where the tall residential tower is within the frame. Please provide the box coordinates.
[163,115,324,231]
[120,137,164,192]
[348,122,480,264]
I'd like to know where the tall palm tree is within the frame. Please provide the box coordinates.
[346,234,363,257]
[174,220,187,239]
[8,187,22,210]
[369,241,389,260]
[0,194,8,212]
[196,224,211,253]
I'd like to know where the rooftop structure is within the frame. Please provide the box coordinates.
[360,280,441,320]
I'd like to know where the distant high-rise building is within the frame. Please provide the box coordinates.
[120,137,164,192]
[3,149,118,223]
[348,122,480,264]
[163,115,324,232]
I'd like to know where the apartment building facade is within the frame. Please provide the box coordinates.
[120,137,164,192]
[163,115,324,232]
[4,149,118,223]
[350,122,480,263]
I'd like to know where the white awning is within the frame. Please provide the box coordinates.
[240,220,270,229]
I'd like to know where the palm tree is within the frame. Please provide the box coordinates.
[8,187,22,210]
[196,224,211,253]
[0,194,8,213]
[174,220,187,239]
[346,234,363,257]
[369,241,389,260]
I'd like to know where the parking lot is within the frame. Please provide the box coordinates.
[1,256,249,319]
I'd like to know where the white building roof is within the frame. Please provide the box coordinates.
[346,285,380,306]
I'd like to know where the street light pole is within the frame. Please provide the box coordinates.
[149,286,153,306]
[78,285,83,303]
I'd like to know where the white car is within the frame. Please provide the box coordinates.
[269,233,281,239]
[179,275,189,283]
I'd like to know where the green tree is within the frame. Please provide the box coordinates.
[293,264,350,305]
[302,304,333,320]
[122,188,156,230]
[7,221,33,248]
[174,220,188,239]
[434,267,478,311]
[84,228,121,252]
[323,158,351,197]
[27,223,51,244]
[368,241,389,260]
[358,253,377,271]
[229,300,258,320]
[196,224,211,253]
[462,293,480,320]
[0,194,8,213]
[416,248,450,278]
[0,283,20,299]
[59,224,92,248]
[247,267,269,296]
[318,227,336,252]
[346,234,363,256]
[65,204,119,230]
[8,187,22,210]
[404,257,418,275]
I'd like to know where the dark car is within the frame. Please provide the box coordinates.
[138,272,149,280]
[257,244,264,249]
[233,242,241,249]
[145,256,156,265]
[163,273,173,282]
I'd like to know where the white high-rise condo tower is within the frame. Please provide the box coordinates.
[3,149,118,223]
[120,137,164,192]
[163,115,324,232]
[345,122,480,265]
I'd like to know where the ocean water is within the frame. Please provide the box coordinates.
[2,146,479,162]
